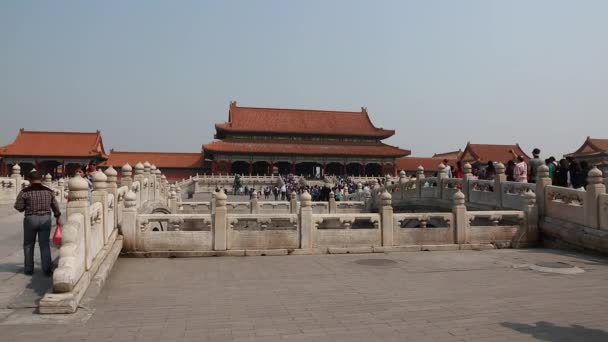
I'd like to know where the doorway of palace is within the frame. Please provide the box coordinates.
[295,162,322,178]
[252,161,270,176]
[365,163,383,177]
[231,161,250,175]
[346,163,363,176]
[326,162,343,176]
[274,161,291,175]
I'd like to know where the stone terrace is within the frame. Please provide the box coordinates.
[2,248,608,341]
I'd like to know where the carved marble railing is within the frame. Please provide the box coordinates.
[466,211,525,245]
[40,162,171,313]
[227,214,299,250]
[313,213,381,248]
[136,214,213,251]
[544,186,586,226]
[393,212,453,246]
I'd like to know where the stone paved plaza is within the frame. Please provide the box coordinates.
[2,224,608,342]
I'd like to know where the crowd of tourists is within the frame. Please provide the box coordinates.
[441,148,591,190]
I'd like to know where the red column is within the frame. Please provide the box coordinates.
[211,161,219,175]
[0,160,6,177]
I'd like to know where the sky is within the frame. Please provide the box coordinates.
[1,0,607,159]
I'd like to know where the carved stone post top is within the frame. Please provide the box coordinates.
[44,173,52,182]
[58,178,65,186]
[150,164,157,171]
[124,190,137,208]
[11,163,21,175]
[143,161,151,172]
[587,166,604,185]
[122,163,133,174]
[300,190,312,207]
[464,162,472,174]
[438,163,446,171]
[537,164,550,178]
[357,182,363,190]
[495,162,505,174]
[381,190,392,206]
[453,190,465,206]
[399,170,407,182]
[169,184,176,191]
[92,170,108,190]
[134,162,144,175]
[290,191,297,200]
[215,190,227,207]
[169,190,176,199]
[104,166,118,177]
[416,165,424,174]
[524,190,536,205]
[68,175,89,201]
[161,175,167,181]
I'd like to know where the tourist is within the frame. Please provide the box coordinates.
[555,159,570,187]
[580,161,590,189]
[443,159,453,178]
[483,161,496,180]
[528,148,543,183]
[504,160,514,182]
[514,156,528,183]
[13,171,62,276]
[273,186,279,201]
[569,160,583,189]
[453,161,464,178]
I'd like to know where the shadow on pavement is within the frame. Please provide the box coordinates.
[501,321,608,342]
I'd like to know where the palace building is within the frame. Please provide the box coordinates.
[0,129,107,177]
[100,150,206,181]
[202,102,410,177]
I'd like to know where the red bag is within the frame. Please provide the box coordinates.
[53,219,63,246]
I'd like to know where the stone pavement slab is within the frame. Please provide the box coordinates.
[1,247,608,341]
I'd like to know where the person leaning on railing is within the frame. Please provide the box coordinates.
[13,171,62,276]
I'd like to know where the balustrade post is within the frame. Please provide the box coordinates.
[364,190,373,212]
[121,191,137,252]
[452,190,468,245]
[57,178,66,203]
[299,191,314,249]
[290,191,298,214]
[92,171,110,245]
[121,163,133,188]
[43,173,52,187]
[535,165,551,218]
[380,190,393,247]
[251,196,259,214]
[213,191,228,251]
[356,182,363,201]
[150,165,158,200]
[11,164,22,194]
[211,191,216,215]
[168,185,177,213]
[67,176,93,270]
[416,166,425,199]
[494,162,506,208]
[519,191,538,247]
[133,162,145,205]
[437,163,447,199]
[104,166,118,231]
[328,190,336,213]
[585,167,605,229]
[462,163,473,201]
[398,170,407,200]
[143,161,152,201]
[160,175,167,201]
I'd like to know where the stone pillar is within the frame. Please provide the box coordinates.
[520,191,538,247]
[452,190,468,245]
[585,167,605,229]
[92,171,110,245]
[213,190,228,251]
[437,163,447,179]
[150,165,158,201]
[364,190,373,212]
[175,186,182,203]
[328,191,336,213]
[143,161,151,200]
[168,187,177,213]
[494,162,506,208]
[535,164,551,218]
[380,190,393,247]
[416,166,425,199]
[105,166,118,231]
[43,173,52,187]
[463,163,473,200]
[121,163,133,188]
[290,191,298,214]
[121,190,138,252]
[160,175,167,201]
[133,162,145,205]
[67,176,93,269]
[251,196,259,214]
[57,178,66,203]
[299,191,314,249]
[398,170,407,200]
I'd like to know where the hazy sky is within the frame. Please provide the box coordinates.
[1,1,607,158]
